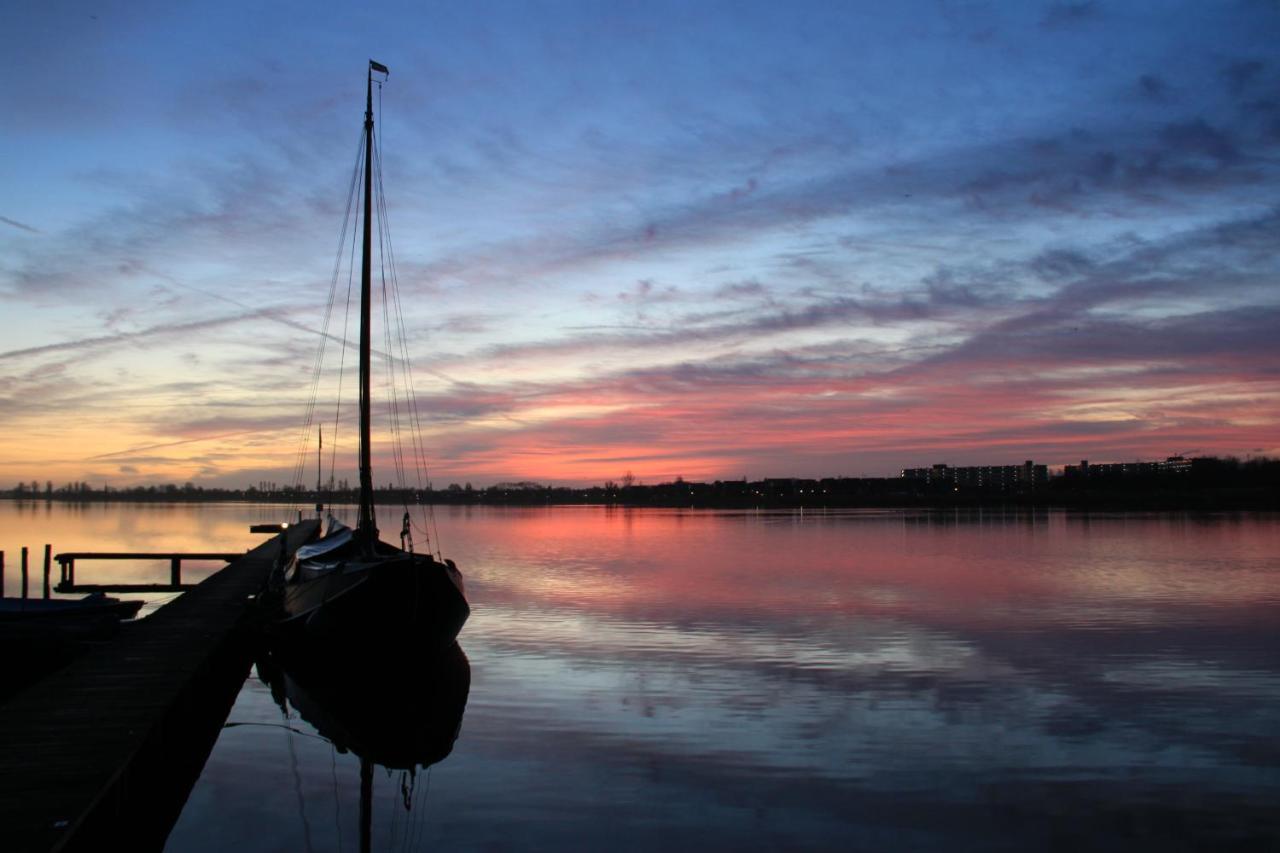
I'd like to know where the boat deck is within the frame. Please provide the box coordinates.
[0,519,319,852]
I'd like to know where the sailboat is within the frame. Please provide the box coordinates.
[273,60,469,651]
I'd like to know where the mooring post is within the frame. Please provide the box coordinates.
[0,550,5,598]
[43,544,51,599]
[170,557,181,588]
[21,546,29,599]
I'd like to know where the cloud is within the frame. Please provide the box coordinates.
[963,117,1269,214]
[409,200,1280,482]
[1041,2,1099,29]
[5,3,1280,487]
[0,215,39,233]
[469,283,981,365]
[1137,74,1168,102]
[0,309,281,363]
[1223,59,1265,94]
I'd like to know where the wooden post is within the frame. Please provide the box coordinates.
[1,550,5,598]
[69,556,75,587]
[43,544,51,599]
[170,557,181,588]
[21,546,29,599]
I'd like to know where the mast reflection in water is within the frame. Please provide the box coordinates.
[252,640,470,853]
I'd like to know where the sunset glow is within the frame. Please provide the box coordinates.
[3,2,1278,488]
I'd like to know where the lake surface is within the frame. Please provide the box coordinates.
[3,503,1279,850]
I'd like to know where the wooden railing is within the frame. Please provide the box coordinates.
[54,552,242,593]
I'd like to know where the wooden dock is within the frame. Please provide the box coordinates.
[0,519,319,852]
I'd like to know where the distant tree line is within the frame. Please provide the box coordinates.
[3,455,1277,509]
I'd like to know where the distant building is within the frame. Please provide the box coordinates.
[1062,455,1194,479]
[900,460,1047,492]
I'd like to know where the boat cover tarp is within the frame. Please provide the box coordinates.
[294,517,353,563]
[288,516,358,581]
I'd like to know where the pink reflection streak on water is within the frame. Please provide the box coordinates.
[439,507,1280,638]
[2,503,1277,635]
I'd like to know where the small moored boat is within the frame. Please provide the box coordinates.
[0,592,143,624]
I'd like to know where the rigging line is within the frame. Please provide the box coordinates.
[292,129,362,484]
[373,77,416,503]
[384,242,438,553]
[379,206,440,553]
[372,144,404,495]
[401,773,420,849]
[409,764,434,850]
[373,134,414,501]
[378,239,409,496]
[376,204,405,495]
[331,744,345,853]
[381,184,428,497]
[330,158,363,493]
[375,154,429,495]
[290,130,365,503]
[284,704,317,853]
[403,767,422,851]
[373,78,401,494]
[370,90,440,556]
[373,142,412,497]
[222,721,329,741]
[373,130,442,556]
[385,771,398,849]
[400,770,417,833]
[384,765,402,851]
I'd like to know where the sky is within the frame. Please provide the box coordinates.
[2,0,1278,489]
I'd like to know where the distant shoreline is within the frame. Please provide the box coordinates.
[5,456,1277,511]
[3,491,1276,511]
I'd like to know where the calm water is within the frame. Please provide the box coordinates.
[3,503,1279,850]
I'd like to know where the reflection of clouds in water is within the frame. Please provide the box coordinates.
[463,624,1272,795]
[462,601,1275,793]
[1101,660,1280,697]
[1048,559,1280,606]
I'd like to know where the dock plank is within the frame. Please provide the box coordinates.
[0,520,318,853]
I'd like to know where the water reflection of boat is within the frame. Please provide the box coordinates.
[258,639,471,769]
[272,59,469,652]
[255,638,470,851]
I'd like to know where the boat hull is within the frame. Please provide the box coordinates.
[277,551,469,652]
[0,595,143,624]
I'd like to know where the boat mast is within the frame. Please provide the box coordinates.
[358,60,388,544]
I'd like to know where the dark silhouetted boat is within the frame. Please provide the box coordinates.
[0,593,144,701]
[273,60,468,651]
[0,592,143,626]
